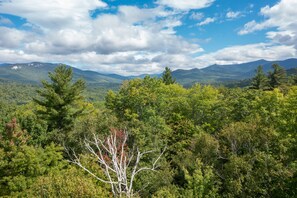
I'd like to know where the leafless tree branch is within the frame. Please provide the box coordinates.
[68,130,165,197]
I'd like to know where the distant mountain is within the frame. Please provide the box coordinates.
[1,59,296,87]
[172,58,297,85]
[0,62,125,86]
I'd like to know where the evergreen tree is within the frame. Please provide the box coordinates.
[250,65,269,90]
[268,64,287,89]
[293,75,297,85]
[34,65,86,132]
[162,67,176,85]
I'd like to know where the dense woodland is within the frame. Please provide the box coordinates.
[0,64,297,197]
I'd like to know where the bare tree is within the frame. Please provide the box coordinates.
[68,129,165,197]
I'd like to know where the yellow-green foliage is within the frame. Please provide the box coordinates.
[22,167,110,198]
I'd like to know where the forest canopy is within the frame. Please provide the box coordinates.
[0,64,297,197]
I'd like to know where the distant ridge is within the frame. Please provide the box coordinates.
[0,62,124,86]
[0,58,296,87]
[172,58,297,85]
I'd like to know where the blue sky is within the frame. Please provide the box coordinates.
[0,0,296,75]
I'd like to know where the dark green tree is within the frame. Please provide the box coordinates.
[292,75,297,85]
[250,65,269,90]
[268,64,287,89]
[34,65,86,132]
[162,67,176,85]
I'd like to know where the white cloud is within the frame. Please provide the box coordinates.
[238,20,272,35]
[226,11,241,19]
[238,0,297,58]
[197,17,215,26]
[0,0,295,75]
[266,31,297,47]
[0,0,204,72]
[0,49,195,75]
[0,1,205,75]
[0,0,107,31]
[190,12,204,20]
[195,43,296,67]
[0,27,33,48]
[239,0,297,35]
[0,16,13,25]
[157,0,215,10]
[0,49,44,63]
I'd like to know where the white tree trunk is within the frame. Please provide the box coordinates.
[68,130,165,197]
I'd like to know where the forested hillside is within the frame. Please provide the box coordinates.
[1,65,297,197]
[1,58,296,87]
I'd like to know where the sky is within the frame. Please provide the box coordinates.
[0,0,296,75]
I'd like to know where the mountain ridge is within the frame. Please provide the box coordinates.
[172,58,297,85]
[1,58,297,87]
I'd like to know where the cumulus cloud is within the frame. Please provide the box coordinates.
[0,49,196,75]
[239,20,267,35]
[197,17,215,26]
[0,0,107,30]
[157,0,215,10]
[195,43,296,67]
[0,27,34,48]
[226,11,241,19]
[239,0,297,35]
[238,0,297,58]
[0,0,296,75]
[0,1,205,74]
[266,31,297,47]
[160,0,297,71]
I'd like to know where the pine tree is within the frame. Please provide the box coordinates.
[34,65,86,132]
[250,65,269,90]
[292,75,297,85]
[162,67,176,85]
[268,64,287,89]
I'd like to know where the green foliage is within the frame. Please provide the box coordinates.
[14,102,48,146]
[106,77,163,121]
[186,84,220,132]
[280,86,297,136]
[162,67,176,85]
[22,167,110,198]
[0,143,65,196]
[219,121,293,197]
[0,82,38,105]
[182,159,220,198]
[135,160,175,197]
[250,65,269,90]
[1,70,297,197]
[0,101,17,133]
[34,65,86,133]
[268,63,287,89]
[293,75,297,85]
[152,186,180,198]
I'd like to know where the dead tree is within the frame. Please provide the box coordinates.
[68,129,165,197]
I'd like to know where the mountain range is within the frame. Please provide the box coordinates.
[0,62,123,88]
[172,58,297,86]
[0,58,297,87]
